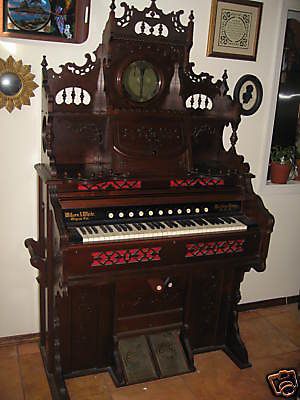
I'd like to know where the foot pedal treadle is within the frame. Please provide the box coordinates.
[118,330,191,385]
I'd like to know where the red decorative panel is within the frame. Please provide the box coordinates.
[170,177,224,187]
[91,247,162,267]
[185,240,245,258]
[78,180,142,191]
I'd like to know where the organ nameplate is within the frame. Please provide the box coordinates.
[64,210,96,222]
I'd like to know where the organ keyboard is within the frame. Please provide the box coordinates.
[68,211,250,244]
[25,1,274,399]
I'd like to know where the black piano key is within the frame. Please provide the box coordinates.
[193,218,203,226]
[146,222,156,229]
[126,224,133,231]
[133,223,142,231]
[139,223,147,230]
[204,217,217,225]
[106,225,114,232]
[176,220,187,227]
[86,226,93,234]
[152,222,161,229]
[185,219,195,226]
[99,225,108,233]
[79,227,87,235]
[120,224,128,231]
[194,218,208,226]
[221,217,234,224]
[227,217,237,223]
[91,226,98,233]
[113,224,122,232]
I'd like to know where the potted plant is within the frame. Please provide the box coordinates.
[270,145,294,184]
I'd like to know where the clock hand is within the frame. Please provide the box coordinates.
[140,65,146,100]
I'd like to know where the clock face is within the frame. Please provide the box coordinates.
[122,60,160,103]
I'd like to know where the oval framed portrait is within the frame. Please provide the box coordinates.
[233,74,263,116]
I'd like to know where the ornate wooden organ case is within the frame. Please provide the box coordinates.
[25,1,274,399]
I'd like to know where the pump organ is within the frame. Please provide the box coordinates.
[25,1,274,399]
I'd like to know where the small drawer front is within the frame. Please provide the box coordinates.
[116,273,187,318]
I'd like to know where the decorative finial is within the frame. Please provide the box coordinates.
[41,55,48,70]
[220,69,229,95]
[189,10,194,21]
[110,0,116,12]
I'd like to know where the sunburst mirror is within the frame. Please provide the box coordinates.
[0,55,38,112]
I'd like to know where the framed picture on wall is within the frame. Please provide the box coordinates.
[207,0,263,61]
[0,0,90,43]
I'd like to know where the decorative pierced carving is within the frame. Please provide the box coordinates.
[170,176,224,187]
[192,125,216,143]
[184,66,214,86]
[91,247,162,267]
[182,66,229,104]
[55,87,91,105]
[115,2,134,27]
[185,240,245,258]
[78,180,141,191]
[186,94,213,110]
[112,0,192,43]
[56,53,97,78]
[135,21,168,37]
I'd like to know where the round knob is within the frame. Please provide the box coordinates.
[119,212,124,218]
[167,282,173,288]
[108,213,114,219]
[148,210,154,216]
[177,209,182,214]
[204,207,209,213]
[129,212,134,217]
[156,285,162,291]
[139,211,144,217]
[195,208,200,213]
[186,208,191,214]
[158,210,163,216]
[168,209,173,215]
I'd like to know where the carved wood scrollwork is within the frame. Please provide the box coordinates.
[112,0,193,42]
[79,123,103,144]
[117,125,185,157]
[65,122,103,144]
[196,271,219,334]
[192,125,216,143]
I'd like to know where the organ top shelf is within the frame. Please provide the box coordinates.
[41,0,245,180]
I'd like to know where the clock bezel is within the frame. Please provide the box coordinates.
[117,58,164,105]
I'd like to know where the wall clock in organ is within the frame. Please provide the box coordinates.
[122,60,160,102]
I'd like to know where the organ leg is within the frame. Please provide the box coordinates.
[223,270,251,369]
[224,309,251,368]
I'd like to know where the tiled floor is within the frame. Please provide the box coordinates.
[1,303,299,399]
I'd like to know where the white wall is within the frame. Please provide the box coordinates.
[0,0,299,338]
